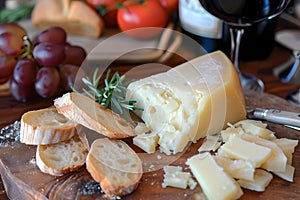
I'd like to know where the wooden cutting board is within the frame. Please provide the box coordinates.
[0,91,299,200]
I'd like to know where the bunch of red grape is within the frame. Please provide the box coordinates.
[0,23,86,102]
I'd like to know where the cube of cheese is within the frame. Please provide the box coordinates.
[162,166,196,190]
[133,132,159,154]
[237,169,273,192]
[218,134,272,168]
[126,51,246,154]
[187,153,243,200]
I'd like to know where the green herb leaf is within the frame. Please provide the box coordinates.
[78,68,143,120]
[0,4,34,23]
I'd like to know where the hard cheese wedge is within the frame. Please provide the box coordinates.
[187,153,243,200]
[126,51,246,154]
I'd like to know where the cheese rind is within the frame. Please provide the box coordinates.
[126,51,246,154]
[187,153,243,200]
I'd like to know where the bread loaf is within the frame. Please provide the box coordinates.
[36,130,89,176]
[86,138,142,196]
[54,92,135,139]
[31,0,104,38]
[20,108,77,145]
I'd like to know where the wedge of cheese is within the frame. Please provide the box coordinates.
[126,51,246,155]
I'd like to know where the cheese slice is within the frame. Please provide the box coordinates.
[126,51,246,154]
[273,164,295,182]
[234,119,276,140]
[237,169,273,192]
[214,155,255,181]
[217,134,272,167]
[187,153,243,200]
[240,133,287,172]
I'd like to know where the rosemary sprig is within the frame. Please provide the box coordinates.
[0,4,34,23]
[80,68,143,120]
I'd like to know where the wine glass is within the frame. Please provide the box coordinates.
[198,0,291,91]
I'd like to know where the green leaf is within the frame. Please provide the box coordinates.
[0,4,34,23]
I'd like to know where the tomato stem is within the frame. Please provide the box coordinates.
[96,0,145,16]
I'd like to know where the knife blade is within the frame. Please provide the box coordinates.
[246,107,300,129]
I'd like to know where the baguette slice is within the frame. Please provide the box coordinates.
[31,0,104,38]
[54,92,135,138]
[36,131,89,176]
[20,108,77,145]
[86,138,142,196]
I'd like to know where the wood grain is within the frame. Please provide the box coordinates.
[0,16,299,200]
[0,92,299,200]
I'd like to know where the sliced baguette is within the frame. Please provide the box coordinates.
[31,0,104,38]
[86,138,142,196]
[20,108,77,145]
[36,130,89,176]
[54,92,135,139]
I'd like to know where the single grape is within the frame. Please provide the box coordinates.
[59,64,80,91]
[33,42,65,67]
[13,58,37,86]
[0,23,27,39]
[0,56,17,81]
[10,78,37,102]
[0,32,24,56]
[35,67,60,98]
[36,27,67,44]
[63,45,87,66]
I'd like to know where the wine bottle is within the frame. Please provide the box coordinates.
[178,0,278,61]
[178,0,230,53]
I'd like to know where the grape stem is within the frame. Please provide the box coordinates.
[16,35,36,63]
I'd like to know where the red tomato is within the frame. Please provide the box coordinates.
[157,0,178,18]
[117,0,168,39]
[86,0,121,28]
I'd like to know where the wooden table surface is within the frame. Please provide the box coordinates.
[0,17,299,200]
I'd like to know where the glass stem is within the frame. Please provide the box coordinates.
[229,27,244,75]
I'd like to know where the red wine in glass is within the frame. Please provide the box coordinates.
[199,0,291,91]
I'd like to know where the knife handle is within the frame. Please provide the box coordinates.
[254,109,300,127]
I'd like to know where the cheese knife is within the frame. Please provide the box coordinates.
[246,107,300,130]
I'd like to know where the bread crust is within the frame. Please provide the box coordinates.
[54,92,135,139]
[86,138,142,196]
[31,0,104,38]
[20,108,77,145]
